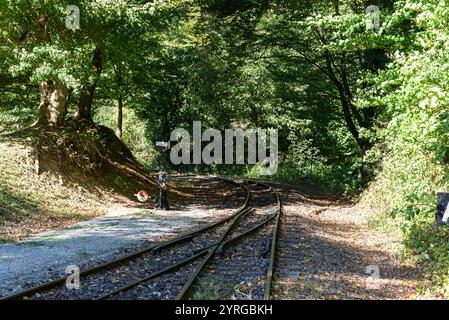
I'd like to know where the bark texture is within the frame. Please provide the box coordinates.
[76,46,102,122]
[37,80,68,126]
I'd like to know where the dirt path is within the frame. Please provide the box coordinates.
[271,183,435,300]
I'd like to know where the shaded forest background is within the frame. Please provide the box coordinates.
[1,0,449,296]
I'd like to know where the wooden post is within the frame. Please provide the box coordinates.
[436,192,449,224]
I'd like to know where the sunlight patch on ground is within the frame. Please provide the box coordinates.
[0,204,232,297]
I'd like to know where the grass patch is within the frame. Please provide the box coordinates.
[191,276,235,300]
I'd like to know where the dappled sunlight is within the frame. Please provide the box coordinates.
[273,185,429,300]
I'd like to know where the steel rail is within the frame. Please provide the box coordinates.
[244,178,282,300]
[99,204,280,301]
[192,212,277,254]
[3,178,282,301]
[175,202,256,300]
[0,179,249,301]
[176,181,281,300]
[99,208,279,300]
[100,208,255,300]
[263,191,282,300]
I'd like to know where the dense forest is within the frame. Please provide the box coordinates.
[1,0,449,296]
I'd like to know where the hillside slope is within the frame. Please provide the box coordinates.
[0,122,156,242]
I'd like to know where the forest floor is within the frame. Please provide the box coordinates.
[270,182,439,300]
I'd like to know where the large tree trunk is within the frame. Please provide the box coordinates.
[76,84,96,122]
[37,80,68,126]
[32,14,70,126]
[76,46,102,122]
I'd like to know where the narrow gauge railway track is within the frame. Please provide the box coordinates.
[175,181,281,300]
[105,181,282,301]
[0,177,247,300]
[1,178,282,301]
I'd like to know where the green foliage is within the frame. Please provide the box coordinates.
[94,105,158,166]
[361,0,449,296]
[2,0,449,295]
[0,82,38,131]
